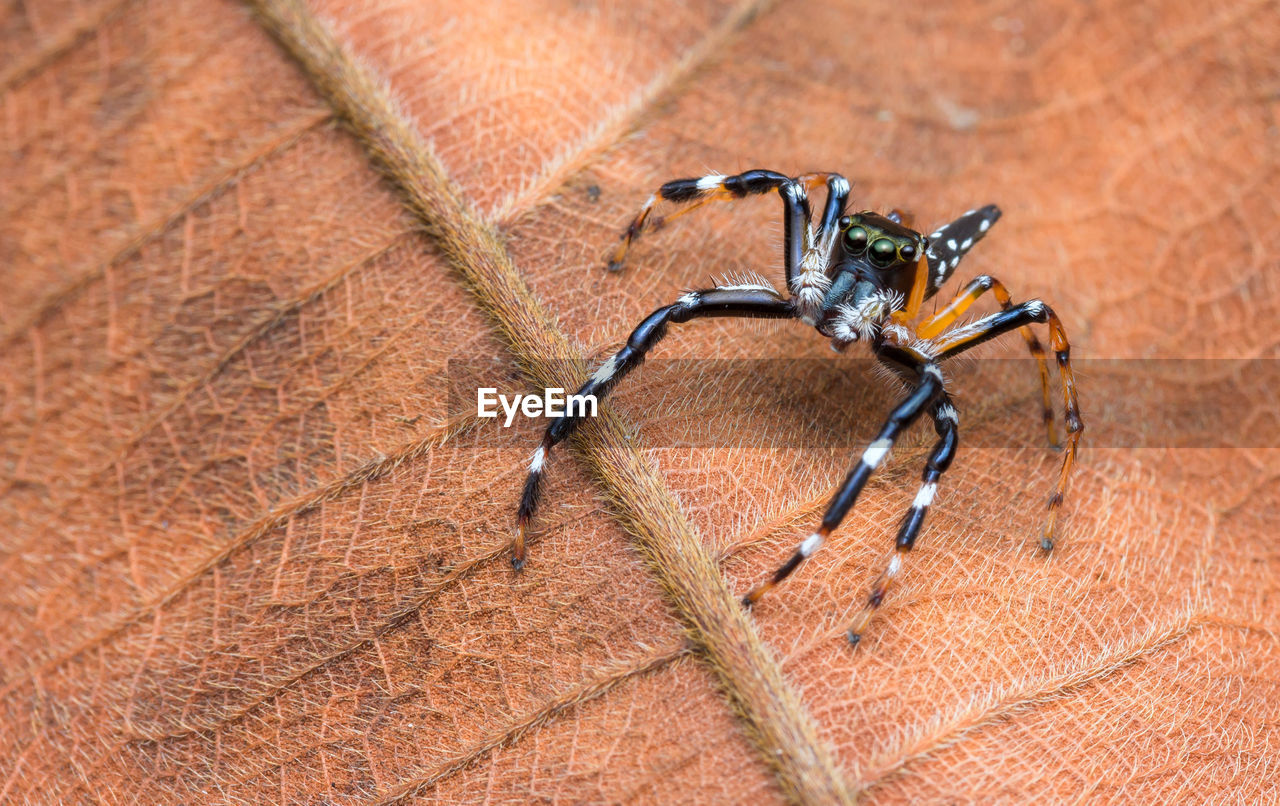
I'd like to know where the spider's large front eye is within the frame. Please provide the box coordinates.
[868,238,898,267]
[844,226,869,254]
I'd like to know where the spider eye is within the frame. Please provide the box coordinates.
[868,238,898,267]
[899,242,917,261]
[844,226,869,254]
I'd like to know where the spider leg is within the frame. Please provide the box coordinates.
[846,396,958,646]
[935,300,1083,551]
[606,170,850,293]
[609,170,791,272]
[791,172,850,322]
[742,345,944,605]
[512,285,795,570]
[808,172,852,243]
[916,275,1058,447]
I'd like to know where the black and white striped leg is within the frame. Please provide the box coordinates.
[608,170,793,272]
[606,171,850,289]
[847,397,959,646]
[742,348,944,605]
[512,286,795,570]
[791,173,852,323]
[810,172,851,245]
[936,300,1084,552]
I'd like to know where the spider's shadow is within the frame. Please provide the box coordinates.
[615,358,901,454]
[615,356,1045,454]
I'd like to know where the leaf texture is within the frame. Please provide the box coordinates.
[1,0,1278,803]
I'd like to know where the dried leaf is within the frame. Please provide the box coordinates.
[1,0,1276,803]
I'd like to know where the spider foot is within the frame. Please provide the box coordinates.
[1039,493,1063,553]
[605,232,636,272]
[846,630,863,648]
[741,582,770,608]
[511,523,529,572]
[742,541,810,609]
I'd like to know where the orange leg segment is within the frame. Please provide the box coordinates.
[918,275,1058,448]
[607,171,844,272]
[936,300,1083,551]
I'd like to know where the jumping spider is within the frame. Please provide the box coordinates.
[510,169,1083,645]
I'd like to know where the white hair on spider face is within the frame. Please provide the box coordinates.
[829,289,904,345]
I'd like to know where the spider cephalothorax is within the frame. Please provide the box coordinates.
[509,169,1083,646]
[818,211,928,346]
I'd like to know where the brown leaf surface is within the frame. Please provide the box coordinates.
[2,0,1277,803]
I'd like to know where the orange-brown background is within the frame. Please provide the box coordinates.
[2,0,1278,803]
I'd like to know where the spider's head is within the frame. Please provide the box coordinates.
[818,212,927,343]
[835,211,925,284]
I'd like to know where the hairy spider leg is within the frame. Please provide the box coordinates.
[742,347,945,605]
[847,397,958,646]
[512,286,794,570]
[606,170,850,292]
[916,274,1058,448]
[788,172,851,322]
[936,300,1084,551]
[924,205,1003,294]
[800,172,852,243]
[609,169,789,272]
